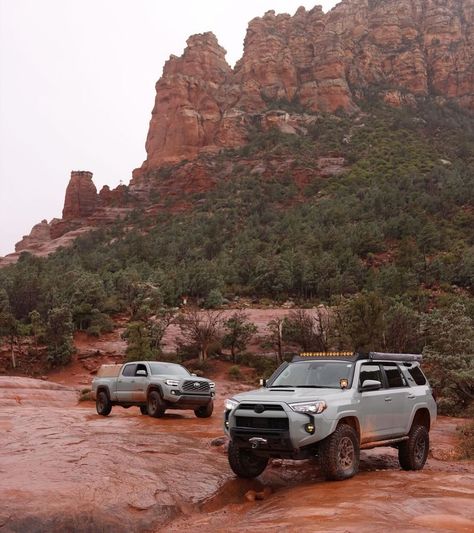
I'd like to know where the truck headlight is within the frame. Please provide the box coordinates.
[225,398,239,410]
[289,401,327,414]
[165,379,179,386]
[209,382,216,389]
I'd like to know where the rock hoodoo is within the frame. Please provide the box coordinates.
[135,0,474,175]
[62,171,98,219]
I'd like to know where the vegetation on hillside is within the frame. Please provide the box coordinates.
[0,98,473,415]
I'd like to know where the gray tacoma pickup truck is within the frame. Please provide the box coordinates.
[92,361,215,418]
[224,352,436,481]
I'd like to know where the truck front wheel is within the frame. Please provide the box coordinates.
[228,441,268,478]
[147,390,166,418]
[398,424,429,470]
[96,390,112,416]
[194,400,214,418]
[319,423,360,481]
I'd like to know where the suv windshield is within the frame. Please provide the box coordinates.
[148,363,190,377]
[270,361,353,388]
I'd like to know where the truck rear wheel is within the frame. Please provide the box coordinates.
[194,400,214,418]
[96,390,112,416]
[398,424,429,470]
[319,423,360,481]
[147,390,166,418]
[228,441,268,478]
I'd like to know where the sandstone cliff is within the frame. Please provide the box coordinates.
[134,0,473,176]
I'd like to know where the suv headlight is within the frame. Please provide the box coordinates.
[289,401,327,414]
[165,379,179,386]
[225,398,239,410]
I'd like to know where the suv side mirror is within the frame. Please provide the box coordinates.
[259,378,267,387]
[191,373,197,377]
[136,369,147,377]
[360,379,382,392]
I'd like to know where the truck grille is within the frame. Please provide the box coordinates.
[235,416,289,431]
[238,403,284,412]
[182,380,210,393]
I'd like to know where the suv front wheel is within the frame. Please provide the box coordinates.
[319,423,360,481]
[398,424,429,470]
[228,441,269,478]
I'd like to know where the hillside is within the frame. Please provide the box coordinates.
[0,0,473,356]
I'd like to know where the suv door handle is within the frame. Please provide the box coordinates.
[384,397,392,402]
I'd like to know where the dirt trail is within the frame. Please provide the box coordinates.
[1,372,473,532]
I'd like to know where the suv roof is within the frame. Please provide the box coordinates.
[293,351,422,363]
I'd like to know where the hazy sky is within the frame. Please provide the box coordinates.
[0,0,338,256]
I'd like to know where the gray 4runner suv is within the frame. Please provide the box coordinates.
[92,361,215,418]
[224,352,436,481]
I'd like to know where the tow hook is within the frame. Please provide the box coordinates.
[249,437,268,449]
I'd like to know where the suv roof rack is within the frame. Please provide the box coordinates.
[294,351,422,362]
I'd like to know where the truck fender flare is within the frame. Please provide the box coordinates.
[96,385,111,400]
[146,384,163,398]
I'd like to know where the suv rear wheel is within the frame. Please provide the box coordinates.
[319,423,360,481]
[398,424,429,470]
[228,441,269,478]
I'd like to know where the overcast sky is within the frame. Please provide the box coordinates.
[0,0,338,256]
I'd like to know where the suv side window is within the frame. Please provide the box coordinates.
[405,364,427,385]
[382,363,407,388]
[122,364,137,377]
[359,363,383,387]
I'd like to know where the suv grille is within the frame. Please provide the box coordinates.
[235,416,289,431]
[182,380,210,393]
[238,403,284,412]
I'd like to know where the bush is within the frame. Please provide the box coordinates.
[228,365,242,380]
[457,421,474,459]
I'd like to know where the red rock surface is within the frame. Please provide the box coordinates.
[134,0,474,174]
[62,170,98,219]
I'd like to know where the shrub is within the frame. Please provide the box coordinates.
[457,421,474,459]
[228,365,242,380]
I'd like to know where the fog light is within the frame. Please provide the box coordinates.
[225,421,229,428]
[171,390,176,395]
[305,423,315,434]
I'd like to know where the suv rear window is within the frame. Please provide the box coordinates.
[383,363,407,388]
[406,365,427,385]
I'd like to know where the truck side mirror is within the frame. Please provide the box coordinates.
[360,379,382,392]
[259,378,267,387]
[136,369,147,377]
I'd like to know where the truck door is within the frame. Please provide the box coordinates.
[116,363,137,402]
[132,363,149,402]
[358,363,394,442]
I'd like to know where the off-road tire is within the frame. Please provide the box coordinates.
[228,441,269,479]
[319,423,360,481]
[398,424,429,471]
[147,390,166,418]
[96,390,112,416]
[194,400,214,418]
[139,405,148,415]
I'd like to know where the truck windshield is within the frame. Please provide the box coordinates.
[148,363,190,377]
[270,361,353,388]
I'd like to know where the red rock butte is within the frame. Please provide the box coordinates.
[2,0,473,265]
[133,0,474,177]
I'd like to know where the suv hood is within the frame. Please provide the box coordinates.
[232,387,347,404]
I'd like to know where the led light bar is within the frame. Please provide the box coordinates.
[299,351,354,357]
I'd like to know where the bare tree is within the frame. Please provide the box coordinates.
[265,316,286,365]
[177,309,222,361]
[283,308,334,352]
